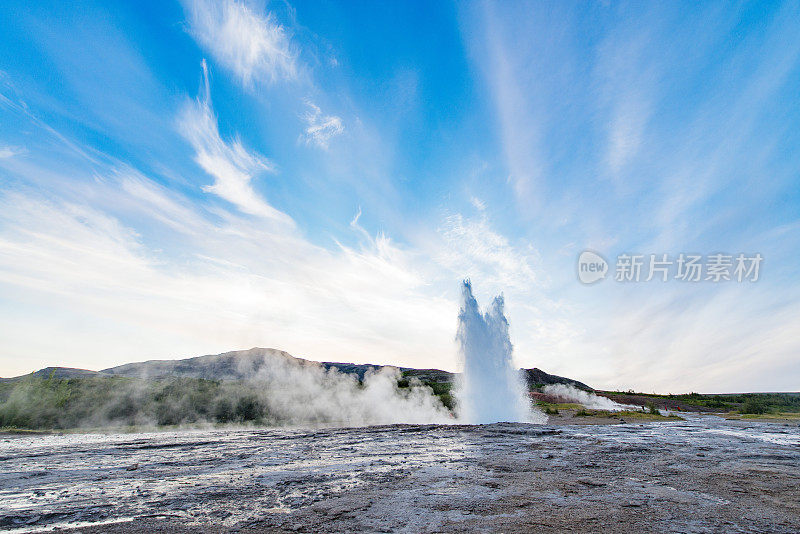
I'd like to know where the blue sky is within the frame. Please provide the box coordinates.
[0,0,798,392]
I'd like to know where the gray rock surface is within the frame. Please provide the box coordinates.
[1,414,798,532]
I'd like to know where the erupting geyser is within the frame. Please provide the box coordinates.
[455,280,539,424]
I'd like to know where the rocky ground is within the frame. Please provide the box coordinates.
[1,414,799,533]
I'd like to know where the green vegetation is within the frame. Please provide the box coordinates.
[397,377,455,411]
[727,412,800,420]
[0,372,458,430]
[0,375,270,429]
[600,390,800,415]
[536,401,678,419]
[4,370,793,431]
[535,402,583,411]
[535,400,682,420]
[739,398,767,415]
[615,410,682,420]
[571,407,681,420]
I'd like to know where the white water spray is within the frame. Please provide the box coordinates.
[455,280,541,424]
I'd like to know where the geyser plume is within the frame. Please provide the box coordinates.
[455,280,542,424]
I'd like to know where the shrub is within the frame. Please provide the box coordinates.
[740,399,767,414]
[234,395,263,422]
[214,398,235,423]
[438,393,455,411]
[106,394,137,422]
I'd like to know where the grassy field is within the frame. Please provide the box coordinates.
[0,374,272,429]
[723,412,800,421]
[533,400,683,421]
[596,390,800,415]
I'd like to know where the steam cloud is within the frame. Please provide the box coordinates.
[242,356,453,426]
[0,359,453,429]
[542,384,630,411]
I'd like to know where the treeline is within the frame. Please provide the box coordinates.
[0,375,270,429]
[0,372,458,430]
[605,390,800,414]
[693,392,800,414]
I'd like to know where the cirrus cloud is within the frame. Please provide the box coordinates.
[301,101,344,149]
[182,0,298,86]
[177,61,290,223]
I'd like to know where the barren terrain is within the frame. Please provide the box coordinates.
[1,414,799,533]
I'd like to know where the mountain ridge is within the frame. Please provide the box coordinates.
[2,347,592,390]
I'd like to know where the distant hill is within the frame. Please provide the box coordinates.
[2,347,592,389]
[1,367,101,381]
[400,367,591,390]
[523,368,591,390]
[100,348,299,380]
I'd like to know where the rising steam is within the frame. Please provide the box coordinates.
[0,361,453,430]
[243,356,453,426]
[542,384,630,411]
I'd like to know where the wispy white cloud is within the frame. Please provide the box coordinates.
[606,98,650,175]
[470,196,486,212]
[301,101,344,149]
[4,1,799,395]
[478,9,543,209]
[182,0,298,86]
[348,206,372,244]
[0,146,24,159]
[594,33,655,177]
[178,62,290,222]
[436,211,541,292]
[0,175,454,377]
[118,169,209,236]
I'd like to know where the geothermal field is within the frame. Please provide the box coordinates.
[2,417,800,532]
[3,1,800,532]
[1,283,799,533]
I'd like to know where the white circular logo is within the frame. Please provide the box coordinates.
[577,250,608,284]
